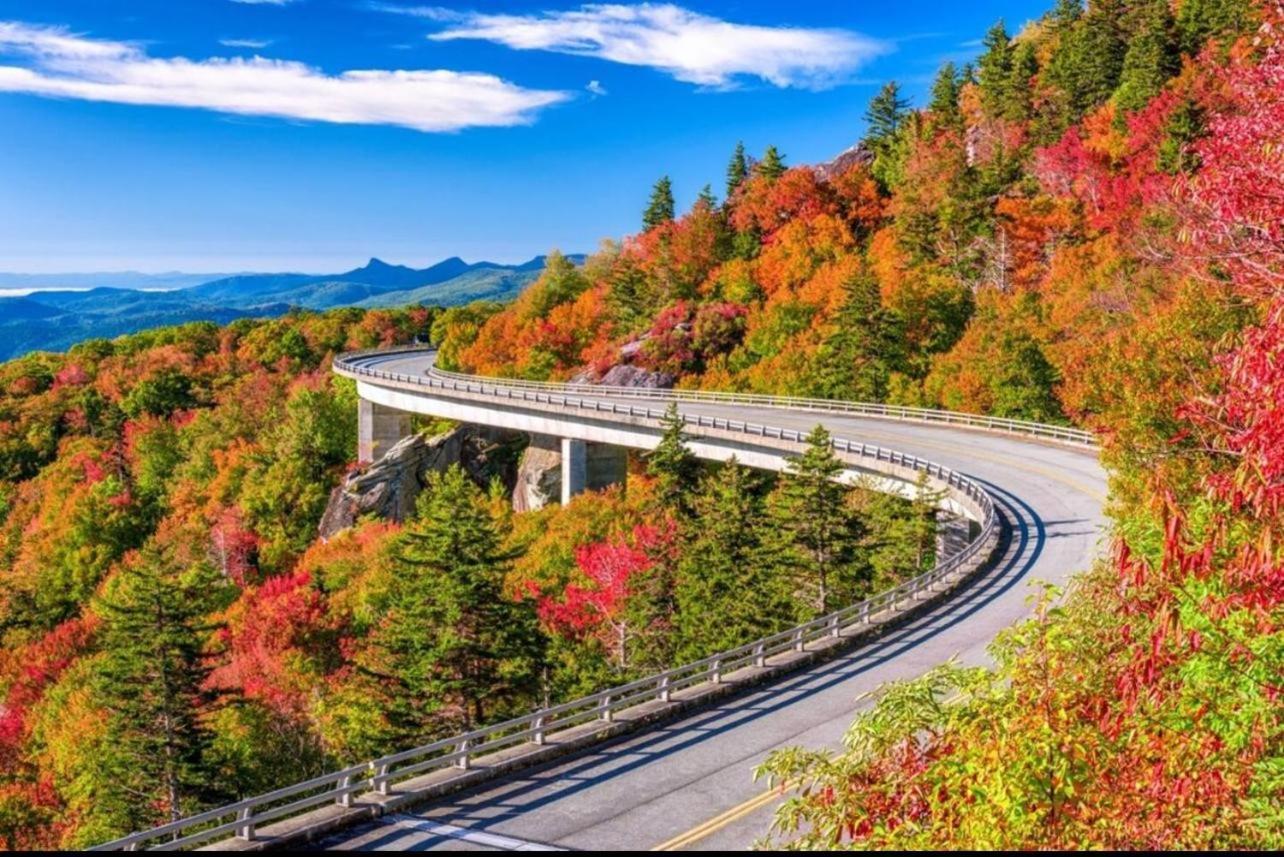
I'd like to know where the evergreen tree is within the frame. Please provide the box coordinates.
[364,465,542,739]
[674,459,792,660]
[756,145,786,181]
[1074,0,1130,108]
[1003,40,1039,121]
[1156,98,1206,175]
[865,82,912,191]
[646,404,700,516]
[643,175,675,230]
[93,544,229,830]
[1042,0,1128,124]
[726,141,749,199]
[767,426,869,615]
[811,269,903,403]
[859,471,945,588]
[1176,0,1254,55]
[864,81,912,147]
[606,257,650,333]
[1114,0,1179,114]
[696,183,718,210]
[977,20,1014,116]
[928,62,962,128]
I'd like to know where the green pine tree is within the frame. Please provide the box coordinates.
[674,459,793,660]
[810,269,903,403]
[643,175,676,230]
[1176,0,1254,55]
[93,544,230,831]
[767,426,869,615]
[696,183,718,210]
[646,404,700,516]
[928,62,962,128]
[1003,40,1039,121]
[756,145,786,181]
[364,465,543,740]
[859,471,946,589]
[977,20,1014,117]
[606,257,650,333]
[1114,0,1179,114]
[726,141,749,199]
[864,81,912,147]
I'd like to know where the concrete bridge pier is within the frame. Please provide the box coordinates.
[560,438,628,504]
[358,399,412,464]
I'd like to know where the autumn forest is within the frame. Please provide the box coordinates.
[1,0,1282,849]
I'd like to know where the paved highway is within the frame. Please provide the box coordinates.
[318,350,1107,851]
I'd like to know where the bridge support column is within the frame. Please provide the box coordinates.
[935,510,979,562]
[358,399,411,464]
[561,438,587,505]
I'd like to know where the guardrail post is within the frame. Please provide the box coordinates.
[658,676,671,703]
[828,616,840,638]
[793,629,805,652]
[374,762,390,795]
[861,603,871,624]
[711,659,722,684]
[754,643,766,667]
[336,773,353,808]
[532,715,546,746]
[456,739,471,770]
[599,695,613,722]
[236,806,255,841]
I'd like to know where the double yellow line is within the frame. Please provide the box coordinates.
[651,787,780,851]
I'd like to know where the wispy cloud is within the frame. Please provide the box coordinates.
[376,3,890,90]
[586,79,606,96]
[219,37,274,49]
[0,21,569,132]
[229,0,300,6]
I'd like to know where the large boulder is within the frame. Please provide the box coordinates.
[319,425,523,538]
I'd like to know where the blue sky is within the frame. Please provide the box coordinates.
[0,1,1049,273]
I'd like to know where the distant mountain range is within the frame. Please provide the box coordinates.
[0,254,582,361]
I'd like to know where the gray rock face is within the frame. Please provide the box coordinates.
[512,437,562,513]
[319,425,523,538]
[598,363,675,389]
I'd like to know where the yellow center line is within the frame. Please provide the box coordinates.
[651,787,780,851]
[649,698,971,850]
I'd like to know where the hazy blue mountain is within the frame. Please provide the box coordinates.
[0,253,584,359]
[0,271,235,291]
[0,293,289,361]
[0,296,61,321]
[187,254,581,310]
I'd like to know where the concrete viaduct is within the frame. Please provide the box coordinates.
[92,347,1106,853]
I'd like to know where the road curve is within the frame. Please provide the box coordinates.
[315,349,1108,852]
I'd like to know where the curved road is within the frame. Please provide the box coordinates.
[320,350,1107,852]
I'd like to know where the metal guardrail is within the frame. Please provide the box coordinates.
[422,356,1096,448]
[92,346,1014,851]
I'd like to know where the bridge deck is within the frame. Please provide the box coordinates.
[314,351,1105,851]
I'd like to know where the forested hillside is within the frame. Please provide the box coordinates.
[424,0,1281,847]
[0,0,1280,848]
[0,311,939,846]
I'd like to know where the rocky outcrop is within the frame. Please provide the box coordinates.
[567,338,675,390]
[319,425,523,539]
[815,142,874,179]
[512,437,562,513]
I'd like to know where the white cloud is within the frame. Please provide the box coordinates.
[382,3,890,89]
[586,78,606,96]
[219,37,274,49]
[0,21,569,132]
